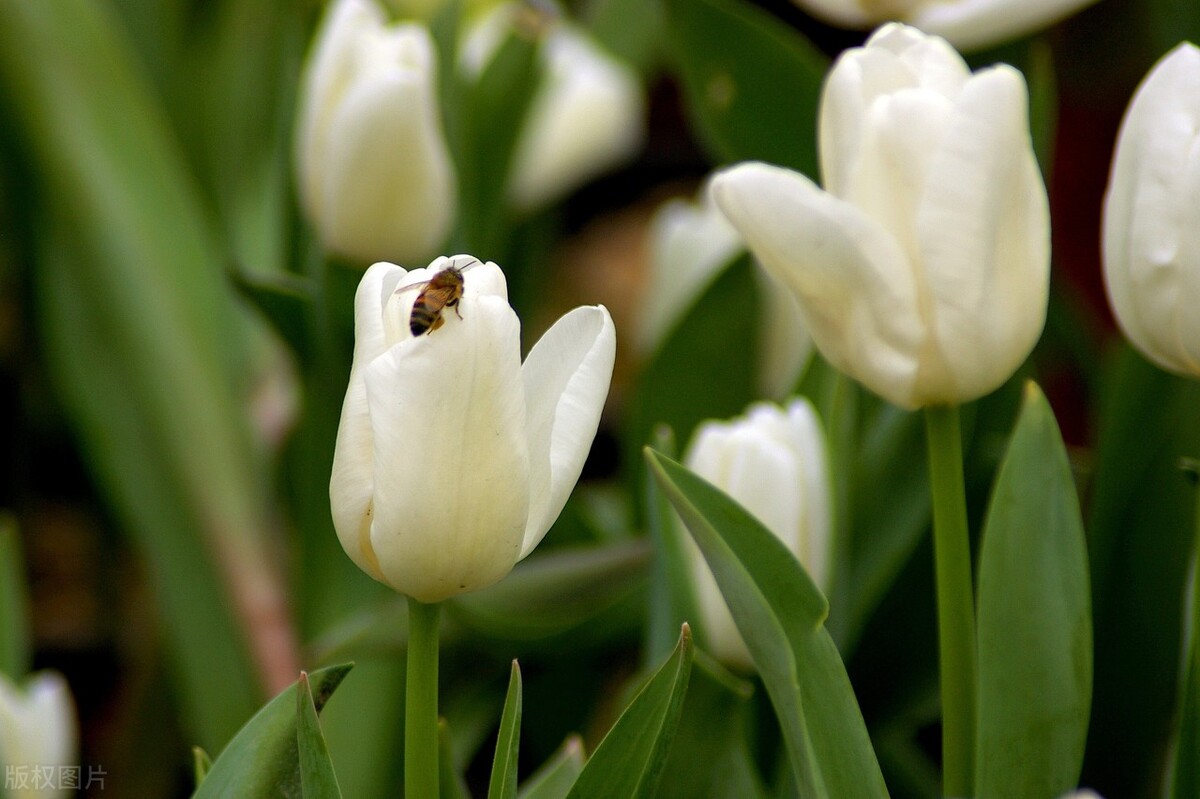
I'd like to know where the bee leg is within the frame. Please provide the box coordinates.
[430,316,445,333]
[450,298,463,320]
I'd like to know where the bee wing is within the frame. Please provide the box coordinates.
[394,276,433,295]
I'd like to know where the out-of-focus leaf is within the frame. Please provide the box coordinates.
[0,517,29,680]
[585,0,664,71]
[624,256,759,492]
[664,0,826,175]
[1082,347,1200,798]
[448,541,650,646]
[194,664,354,799]
[975,384,1092,797]
[489,661,523,799]
[440,719,470,799]
[519,736,585,799]
[647,449,887,798]
[318,659,406,799]
[453,19,545,257]
[1172,645,1200,799]
[0,0,279,748]
[565,624,693,799]
[297,672,344,799]
[656,656,764,799]
[230,267,316,360]
[642,427,702,668]
[192,747,213,790]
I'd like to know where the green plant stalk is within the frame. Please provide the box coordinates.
[406,598,441,798]
[1172,479,1200,796]
[924,405,977,797]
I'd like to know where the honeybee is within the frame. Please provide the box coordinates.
[398,259,480,336]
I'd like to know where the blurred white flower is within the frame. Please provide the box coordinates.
[1103,42,1200,378]
[713,24,1049,410]
[0,671,76,799]
[330,255,616,602]
[295,0,456,264]
[462,4,645,212]
[793,0,1099,51]
[637,184,811,398]
[684,399,831,669]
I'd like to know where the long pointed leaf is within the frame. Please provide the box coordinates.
[519,737,585,799]
[647,448,887,798]
[566,624,694,798]
[194,664,354,799]
[975,383,1092,797]
[298,672,344,799]
[489,661,524,799]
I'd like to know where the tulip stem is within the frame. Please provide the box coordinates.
[405,597,441,798]
[924,405,977,798]
[1170,478,1200,795]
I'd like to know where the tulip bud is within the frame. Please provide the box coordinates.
[461,4,644,212]
[683,399,831,669]
[295,0,456,264]
[712,23,1049,410]
[329,255,616,602]
[637,184,811,398]
[0,671,77,799]
[791,0,1098,51]
[1103,43,1200,378]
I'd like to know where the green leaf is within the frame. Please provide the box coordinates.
[1173,649,1200,798]
[642,427,702,668]
[566,624,694,798]
[193,664,354,799]
[448,541,650,648]
[519,736,586,799]
[453,17,545,256]
[1082,347,1200,797]
[297,672,344,799]
[489,661,524,799]
[656,656,764,799]
[0,0,272,749]
[624,256,759,491]
[975,383,1092,798]
[664,0,826,175]
[192,747,213,789]
[0,517,30,680]
[646,449,887,798]
[439,719,471,799]
[229,266,316,360]
[584,0,664,72]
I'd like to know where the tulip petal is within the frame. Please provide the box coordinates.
[1105,44,1200,376]
[330,262,411,581]
[915,65,1049,404]
[320,26,455,263]
[364,296,530,602]
[712,161,926,408]
[910,0,1100,52]
[0,671,76,777]
[519,305,616,557]
[295,0,383,222]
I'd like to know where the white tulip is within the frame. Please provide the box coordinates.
[712,23,1049,410]
[684,399,831,669]
[637,184,811,398]
[0,671,76,799]
[330,255,616,602]
[1103,43,1200,378]
[793,0,1099,51]
[295,0,456,264]
[461,4,644,212]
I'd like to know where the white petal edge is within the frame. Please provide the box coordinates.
[519,305,616,558]
[910,0,1101,52]
[711,161,927,409]
[330,262,410,582]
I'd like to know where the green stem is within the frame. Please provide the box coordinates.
[406,598,441,798]
[1170,479,1200,796]
[924,405,977,798]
